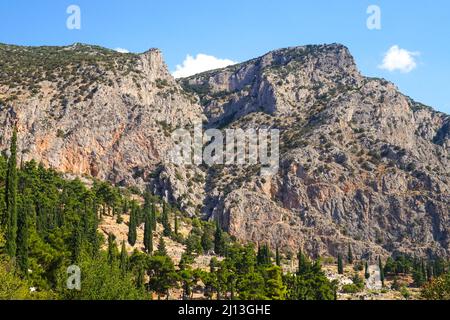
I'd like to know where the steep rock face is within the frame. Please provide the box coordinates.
[0,43,448,259]
[181,44,362,127]
[181,44,449,259]
[0,43,204,202]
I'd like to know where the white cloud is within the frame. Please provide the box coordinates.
[172,54,236,78]
[379,45,419,73]
[114,48,130,54]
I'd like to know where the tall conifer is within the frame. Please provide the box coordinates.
[276,246,281,266]
[5,128,18,258]
[17,195,31,274]
[337,254,344,274]
[120,240,128,275]
[162,202,171,236]
[144,208,153,254]
[379,256,385,286]
[128,205,137,246]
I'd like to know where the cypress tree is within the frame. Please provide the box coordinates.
[347,245,354,264]
[297,249,308,274]
[82,205,90,236]
[256,244,262,265]
[337,254,344,274]
[56,202,64,228]
[71,223,82,263]
[90,206,100,257]
[17,195,31,274]
[5,128,18,258]
[151,199,157,230]
[144,208,153,254]
[257,244,271,265]
[265,245,271,265]
[36,205,46,237]
[122,199,128,215]
[214,221,224,256]
[174,211,179,236]
[107,233,116,266]
[379,257,385,286]
[364,261,370,279]
[143,192,152,225]
[136,265,145,291]
[120,240,128,275]
[421,259,427,279]
[162,202,171,236]
[128,205,137,246]
[276,246,281,267]
[135,206,143,226]
[426,263,433,281]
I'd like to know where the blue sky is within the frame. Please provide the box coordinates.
[0,0,449,114]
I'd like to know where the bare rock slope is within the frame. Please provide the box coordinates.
[180,44,449,259]
[0,43,205,206]
[0,43,448,259]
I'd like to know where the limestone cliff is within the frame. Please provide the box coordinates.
[180,44,449,259]
[1,43,448,259]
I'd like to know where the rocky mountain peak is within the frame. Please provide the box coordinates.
[0,42,448,260]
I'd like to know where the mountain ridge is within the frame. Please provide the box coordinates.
[0,42,448,260]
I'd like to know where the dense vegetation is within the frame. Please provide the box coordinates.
[0,131,448,300]
[0,43,140,105]
[0,129,336,300]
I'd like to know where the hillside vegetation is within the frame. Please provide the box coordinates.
[0,132,449,300]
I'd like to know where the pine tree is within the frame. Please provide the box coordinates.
[379,256,385,286]
[5,128,18,258]
[144,208,153,254]
[128,205,137,246]
[264,266,287,299]
[337,254,344,274]
[157,237,167,256]
[120,240,128,275]
[276,246,281,267]
[116,211,123,224]
[17,195,31,274]
[347,245,354,264]
[364,261,370,279]
[162,202,171,236]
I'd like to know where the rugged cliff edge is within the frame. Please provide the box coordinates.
[180,44,449,259]
[0,43,204,191]
[0,43,448,259]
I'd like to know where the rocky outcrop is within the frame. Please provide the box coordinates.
[0,43,448,259]
[0,43,205,212]
[182,44,449,259]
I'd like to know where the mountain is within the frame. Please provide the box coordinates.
[0,42,448,259]
[0,43,204,189]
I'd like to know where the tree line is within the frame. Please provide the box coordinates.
[0,130,448,300]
